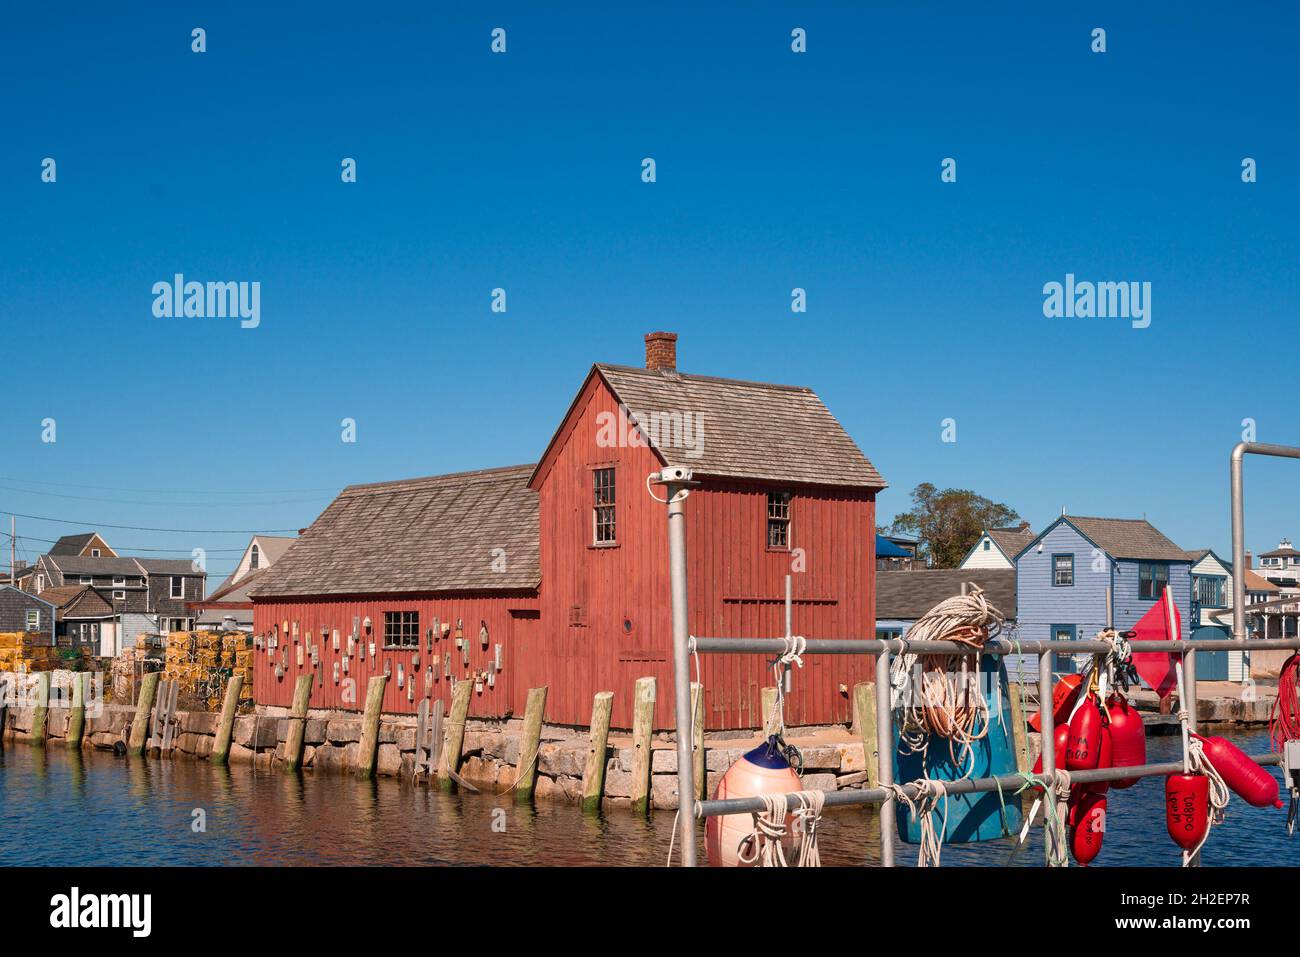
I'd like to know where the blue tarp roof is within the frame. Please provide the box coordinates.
[876,535,912,558]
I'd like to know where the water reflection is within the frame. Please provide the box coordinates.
[0,730,1293,867]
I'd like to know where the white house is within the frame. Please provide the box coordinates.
[959,523,1035,570]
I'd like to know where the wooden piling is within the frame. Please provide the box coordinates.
[211,675,243,765]
[128,671,160,755]
[514,686,548,803]
[356,675,388,779]
[691,682,706,800]
[630,677,656,817]
[284,674,314,771]
[66,672,88,749]
[30,672,51,743]
[1008,679,1030,774]
[760,685,778,736]
[581,691,614,813]
[438,678,473,791]
[852,681,879,788]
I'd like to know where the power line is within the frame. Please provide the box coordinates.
[0,474,340,495]
[0,483,328,507]
[1,511,302,534]
[12,535,251,554]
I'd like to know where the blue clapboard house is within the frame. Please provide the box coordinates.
[1009,515,1192,676]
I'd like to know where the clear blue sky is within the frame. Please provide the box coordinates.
[2,2,1297,584]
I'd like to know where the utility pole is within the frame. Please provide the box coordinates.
[9,515,14,587]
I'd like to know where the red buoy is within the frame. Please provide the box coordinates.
[1192,733,1283,809]
[1032,724,1071,789]
[1106,693,1146,788]
[1065,695,1103,771]
[1069,791,1106,865]
[1031,673,1084,732]
[1165,774,1210,851]
[1084,722,1114,794]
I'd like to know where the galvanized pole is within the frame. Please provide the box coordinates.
[666,476,697,867]
[874,650,895,867]
[1231,442,1300,640]
[1038,650,1061,866]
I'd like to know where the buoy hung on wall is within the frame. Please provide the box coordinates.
[332,630,340,651]
[333,662,340,685]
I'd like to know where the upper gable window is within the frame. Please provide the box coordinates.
[170,576,184,599]
[250,544,260,569]
[1139,562,1168,600]
[593,468,616,544]
[983,539,990,551]
[1052,554,1074,586]
[90,549,100,557]
[767,492,791,549]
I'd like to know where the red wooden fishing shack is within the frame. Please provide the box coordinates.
[251,333,886,730]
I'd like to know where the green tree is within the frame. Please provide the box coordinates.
[885,483,1021,569]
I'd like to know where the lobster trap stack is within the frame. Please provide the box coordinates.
[158,631,256,710]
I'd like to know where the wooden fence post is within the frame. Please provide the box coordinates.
[515,686,548,803]
[691,682,706,800]
[1008,680,1030,774]
[438,678,473,791]
[211,675,243,765]
[760,685,778,736]
[284,674,314,771]
[128,671,160,755]
[853,681,879,788]
[581,691,614,813]
[30,672,51,743]
[630,677,656,817]
[356,675,388,779]
[66,672,88,749]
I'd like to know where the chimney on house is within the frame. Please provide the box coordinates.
[644,331,678,371]
[1017,520,1031,532]
[1245,550,1253,570]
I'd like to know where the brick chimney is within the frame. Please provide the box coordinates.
[644,331,677,371]
[1245,550,1253,570]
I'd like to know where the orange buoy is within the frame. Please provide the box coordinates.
[1069,790,1106,865]
[1106,693,1146,788]
[1032,724,1071,789]
[1192,733,1283,809]
[1165,773,1210,851]
[1065,694,1103,771]
[1030,673,1084,732]
[705,737,803,867]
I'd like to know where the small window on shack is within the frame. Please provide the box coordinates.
[25,609,40,630]
[767,492,791,549]
[384,611,419,647]
[593,467,616,544]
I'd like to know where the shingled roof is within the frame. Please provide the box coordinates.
[877,569,1017,620]
[589,364,885,489]
[1065,516,1189,562]
[987,525,1035,559]
[248,465,540,598]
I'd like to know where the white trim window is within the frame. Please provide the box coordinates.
[113,576,126,587]
[25,609,40,630]
[80,575,93,585]
[170,576,184,599]
[113,590,126,601]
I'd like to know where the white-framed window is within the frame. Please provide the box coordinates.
[113,590,126,601]
[113,576,126,587]
[80,575,92,585]
[90,548,101,557]
[25,609,40,630]
[36,574,45,593]
[170,576,184,599]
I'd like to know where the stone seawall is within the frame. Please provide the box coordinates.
[1,701,873,811]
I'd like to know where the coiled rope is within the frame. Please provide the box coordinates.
[765,635,807,740]
[883,778,950,867]
[1177,713,1231,866]
[891,586,1004,776]
[736,790,825,867]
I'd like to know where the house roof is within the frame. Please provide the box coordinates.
[986,526,1035,560]
[49,533,106,556]
[57,587,114,620]
[136,558,205,576]
[876,569,1017,621]
[557,364,885,489]
[35,585,90,606]
[1055,515,1189,562]
[204,568,265,604]
[875,535,913,558]
[1261,545,1300,558]
[250,535,297,565]
[248,464,540,598]
[1243,569,1280,592]
[47,555,144,576]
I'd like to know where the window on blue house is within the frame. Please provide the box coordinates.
[983,540,990,551]
[1052,554,1074,586]
[1139,562,1168,600]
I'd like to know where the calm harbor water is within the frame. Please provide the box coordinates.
[0,729,1293,867]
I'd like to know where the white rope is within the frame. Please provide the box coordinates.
[790,788,825,868]
[1177,716,1231,866]
[765,635,806,739]
[891,586,1003,776]
[737,792,792,867]
[885,778,950,867]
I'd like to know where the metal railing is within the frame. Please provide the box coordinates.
[654,446,1300,868]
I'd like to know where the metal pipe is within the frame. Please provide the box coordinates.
[695,753,1284,817]
[1038,650,1062,866]
[690,636,1300,656]
[1231,442,1300,640]
[874,650,895,867]
[666,481,696,866]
